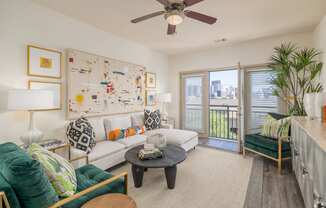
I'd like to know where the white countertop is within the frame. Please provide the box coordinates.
[292,116,326,151]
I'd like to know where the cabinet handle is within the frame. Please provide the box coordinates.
[313,192,326,208]
[302,167,309,176]
[294,148,299,156]
[315,202,326,208]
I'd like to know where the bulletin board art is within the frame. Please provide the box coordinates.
[67,49,146,119]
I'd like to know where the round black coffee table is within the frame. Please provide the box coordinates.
[125,144,186,189]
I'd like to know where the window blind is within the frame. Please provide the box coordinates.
[246,70,279,133]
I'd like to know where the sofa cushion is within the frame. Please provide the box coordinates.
[66,117,96,154]
[0,142,58,208]
[116,135,147,148]
[131,113,144,127]
[88,118,106,142]
[87,141,125,162]
[62,164,125,208]
[103,116,132,139]
[107,128,128,141]
[28,143,77,197]
[260,115,290,140]
[144,109,161,130]
[146,129,198,145]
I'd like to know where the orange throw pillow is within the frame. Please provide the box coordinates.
[108,128,126,141]
[127,128,136,137]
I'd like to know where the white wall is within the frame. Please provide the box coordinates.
[314,15,326,85]
[0,0,169,141]
[168,32,314,128]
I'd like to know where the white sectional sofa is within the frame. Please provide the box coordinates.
[68,113,198,170]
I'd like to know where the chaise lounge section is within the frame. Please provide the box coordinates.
[69,113,198,170]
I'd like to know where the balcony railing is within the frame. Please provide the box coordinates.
[184,104,238,140]
[209,105,238,140]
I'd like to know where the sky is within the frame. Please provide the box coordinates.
[210,70,238,87]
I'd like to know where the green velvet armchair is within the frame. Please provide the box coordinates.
[0,142,128,208]
[242,113,291,174]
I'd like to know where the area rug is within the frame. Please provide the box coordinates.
[112,146,253,208]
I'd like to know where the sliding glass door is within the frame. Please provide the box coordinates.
[181,73,208,134]
[244,69,283,134]
[208,70,239,141]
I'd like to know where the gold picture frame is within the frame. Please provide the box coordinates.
[28,80,62,110]
[145,90,157,106]
[27,45,62,79]
[146,72,156,88]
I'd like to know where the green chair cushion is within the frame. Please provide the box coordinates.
[245,134,291,159]
[245,142,291,159]
[0,174,21,208]
[62,164,125,208]
[0,142,58,208]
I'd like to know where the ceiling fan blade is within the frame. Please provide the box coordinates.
[184,10,217,24]
[184,0,204,7]
[131,11,165,23]
[156,0,169,6]
[167,24,176,35]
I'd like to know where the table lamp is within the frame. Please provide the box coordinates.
[157,93,172,121]
[8,89,54,145]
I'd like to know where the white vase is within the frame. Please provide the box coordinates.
[314,92,326,119]
[304,93,316,119]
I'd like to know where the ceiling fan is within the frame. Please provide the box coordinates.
[131,0,217,35]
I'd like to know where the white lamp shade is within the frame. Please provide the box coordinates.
[157,93,172,103]
[8,89,54,110]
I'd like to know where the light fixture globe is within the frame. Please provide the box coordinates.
[165,11,184,25]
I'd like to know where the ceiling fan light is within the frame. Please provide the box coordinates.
[165,11,184,25]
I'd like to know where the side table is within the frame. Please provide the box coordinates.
[81,193,137,208]
[22,139,89,165]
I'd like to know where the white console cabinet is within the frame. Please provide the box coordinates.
[292,117,326,208]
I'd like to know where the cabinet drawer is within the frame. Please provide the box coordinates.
[313,145,326,201]
[303,172,314,208]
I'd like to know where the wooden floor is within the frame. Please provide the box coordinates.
[244,154,305,208]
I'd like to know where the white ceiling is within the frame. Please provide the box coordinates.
[32,0,326,55]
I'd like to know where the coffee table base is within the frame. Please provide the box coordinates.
[131,165,177,189]
[165,166,177,189]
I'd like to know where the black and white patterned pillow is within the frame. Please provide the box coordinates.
[66,117,96,154]
[144,109,161,130]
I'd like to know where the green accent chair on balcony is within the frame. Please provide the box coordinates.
[0,142,128,208]
[243,113,291,174]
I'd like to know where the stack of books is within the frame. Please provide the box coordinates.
[138,147,163,160]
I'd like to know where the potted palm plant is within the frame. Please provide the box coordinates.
[268,43,323,116]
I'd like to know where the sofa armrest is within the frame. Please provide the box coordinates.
[69,155,89,165]
[0,192,10,208]
[49,172,128,208]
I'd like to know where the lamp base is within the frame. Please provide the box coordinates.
[20,128,43,146]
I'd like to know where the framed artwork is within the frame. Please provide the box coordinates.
[27,45,62,78]
[146,90,157,106]
[146,72,156,88]
[28,80,62,110]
